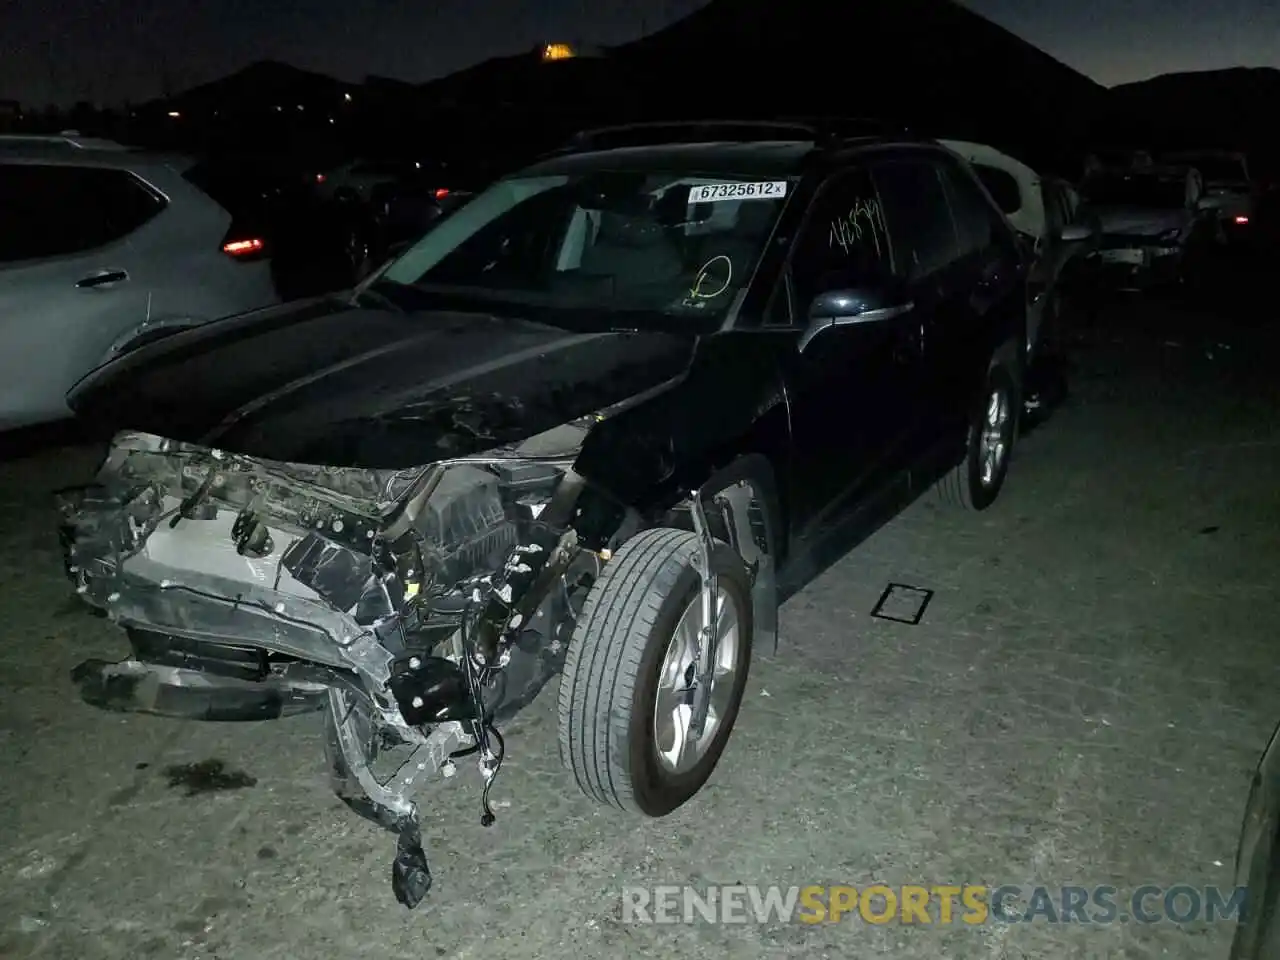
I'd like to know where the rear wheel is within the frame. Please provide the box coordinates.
[558,528,752,816]
[938,363,1018,511]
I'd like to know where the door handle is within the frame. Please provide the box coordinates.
[76,270,128,289]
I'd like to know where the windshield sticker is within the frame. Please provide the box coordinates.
[829,197,887,257]
[688,181,788,204]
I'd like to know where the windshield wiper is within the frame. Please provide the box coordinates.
[350,280,405,313]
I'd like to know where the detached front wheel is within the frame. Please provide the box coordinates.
[558,527,752,816]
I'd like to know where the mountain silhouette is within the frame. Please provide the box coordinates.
[416,0,1105,165]
[1104,67,1280,159]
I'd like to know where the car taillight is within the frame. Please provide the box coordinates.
[223,237,265,257]
[315,173,327,184]
[1234,215,1249,225]
[434,188,449,199]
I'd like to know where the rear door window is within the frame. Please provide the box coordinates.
[0,163,165,262]
[871,159,961,279]
[941,162,1003,258]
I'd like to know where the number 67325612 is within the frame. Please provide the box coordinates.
[687,181,789,203]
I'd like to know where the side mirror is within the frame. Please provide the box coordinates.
[799,284,914,352]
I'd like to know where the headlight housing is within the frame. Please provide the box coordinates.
[101,431,428,517]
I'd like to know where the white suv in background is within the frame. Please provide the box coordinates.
[0,136,281,430]
[941,140,1094,365]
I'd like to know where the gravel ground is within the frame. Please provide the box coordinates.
[1,282,1278,960]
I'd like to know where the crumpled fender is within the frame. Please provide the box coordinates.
[572,335,790,556]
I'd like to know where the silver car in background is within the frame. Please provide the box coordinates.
[1077,165,1209,288]
[0,135,280,430]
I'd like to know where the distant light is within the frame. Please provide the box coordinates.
[296,104,304,111]
[167,110,181,118]
[316,173,327,183]
[343,92,353,102]
[542,42,576,61]
[274,105,283,112]
[328,117,335,124]
[414,161,421,169]
[1235,215,1249,224]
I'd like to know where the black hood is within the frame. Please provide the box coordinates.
[68,296,696,468]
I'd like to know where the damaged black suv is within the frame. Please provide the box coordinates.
[57,120,1028,907]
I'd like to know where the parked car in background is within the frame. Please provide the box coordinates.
[1083,148,1155,179]
[941,140,1093,404]
[309,158,477,285]
[180,152,352,299]
[1077,166,1208,289]
[1230,719,1279,959]
[315,157,441,205]
[58,120,1029,909]
[0,136,280,430]
[1163,150,1256,243]
[361,166,491,272]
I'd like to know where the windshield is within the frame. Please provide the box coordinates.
[1083,174,1187,210]
[380,170,793,320]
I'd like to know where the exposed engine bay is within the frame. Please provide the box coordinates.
[56,416,629,907]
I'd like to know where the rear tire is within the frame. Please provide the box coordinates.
[937,362,1018,511]
[558,528,752,816]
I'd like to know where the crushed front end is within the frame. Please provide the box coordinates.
[57,425,607,906]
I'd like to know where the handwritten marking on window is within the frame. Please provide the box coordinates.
[829,197,887,258]
[689,254,733,299]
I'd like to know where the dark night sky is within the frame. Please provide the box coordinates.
[2,0,1277,107]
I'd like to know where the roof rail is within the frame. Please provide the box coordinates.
[0,133,129,151]
[776,115,914,144]
[556,117,918,155]
[560,120,825,152]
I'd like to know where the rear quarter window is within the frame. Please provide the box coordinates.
[0,163,165,262]
[972,164,1023,216]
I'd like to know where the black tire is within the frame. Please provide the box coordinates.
[558,527,753,816]
[937,361,1019,511]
